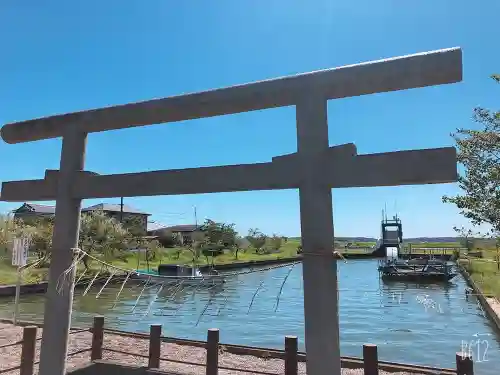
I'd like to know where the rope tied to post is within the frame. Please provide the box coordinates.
[301,249,347,263]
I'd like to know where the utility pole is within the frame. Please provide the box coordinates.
[194,206,198,227]
[120,197,124,223]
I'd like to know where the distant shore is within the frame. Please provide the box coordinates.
[0,256,302,297]
[0,244,471,297]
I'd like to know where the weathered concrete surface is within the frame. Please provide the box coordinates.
[37,130,87,375]
[0,146,457,202]
[295,95,340,375]
[1,47,461,144]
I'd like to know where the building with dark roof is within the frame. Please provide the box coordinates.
[147,224,204,246]
[82,203,150,235]
[81,203,149,215]
[12,203,56,223]
[13,202,151,235]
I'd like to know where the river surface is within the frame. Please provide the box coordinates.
[1,259,499,374]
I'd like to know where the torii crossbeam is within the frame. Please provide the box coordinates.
[0,47,462,375]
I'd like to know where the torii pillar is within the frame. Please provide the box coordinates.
[296,95,340,373]
[0,47,462,375]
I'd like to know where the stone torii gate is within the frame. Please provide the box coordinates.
[0,47,462,375]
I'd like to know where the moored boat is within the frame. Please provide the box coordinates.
[378,259,457,282]
[134,264,225,286]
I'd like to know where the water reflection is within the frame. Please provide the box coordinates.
[0,260,499,374]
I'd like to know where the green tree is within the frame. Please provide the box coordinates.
[78,211,130,269]
[157,230,178,248]
[453,226,479,252]
[231,236,250,260]
[167,247,182,260]
[246,228,267,254]
[443,74,500,232]
[27,218,54,266]
[268,234,283,252]
[187,240,204,265]
[145,239,163,262]
[491,230,500,270]
[0,214,29,259]
[200,219,237,247]
[122,215,146,236]
[228,244,240,260]
[122,215,148,251]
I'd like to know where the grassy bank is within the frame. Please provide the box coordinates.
[1,240,488,286]
[0,240,373,285]
[460,248,500,298]
[0,240,302,285]
[116,240,302,271]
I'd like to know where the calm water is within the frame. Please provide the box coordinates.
[1,260,499,374]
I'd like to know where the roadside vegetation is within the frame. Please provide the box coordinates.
[0,212,304,285]
[442,74,500,298]
[1,209,480,286]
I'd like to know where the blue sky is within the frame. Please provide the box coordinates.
[0,0,498,238]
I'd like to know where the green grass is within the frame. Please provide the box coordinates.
[401,248,459,255]
[3,239,496,287]
[460,245,500,298]
[112,241,301,272]
[0,259,48,285]
[408,242,462,248]
[338,248,373,254]
[461,258,500,299]
[0,241,303,285]
[0,238,376,285]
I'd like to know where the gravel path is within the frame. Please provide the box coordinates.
[0,323,427,375]
[486,297,500,316]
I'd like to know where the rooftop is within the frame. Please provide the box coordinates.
[14,203,56,214]
[82,203,150,215]
[14,202,150,215]
[151,224,201,233]
[147,221,167,232]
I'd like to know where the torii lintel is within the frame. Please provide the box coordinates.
[0,144,456,202]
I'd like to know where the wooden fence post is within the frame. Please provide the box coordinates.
[148,324,162,369]
[206,328,219,375]
[456,352,474,375]
[363,344,379,375]
[91,315,104,361]
[20,326,37,375]
[284,336,298,375]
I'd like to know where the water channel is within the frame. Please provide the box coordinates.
[0,259,498,374]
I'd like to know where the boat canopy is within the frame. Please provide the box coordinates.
[158,264,197,277]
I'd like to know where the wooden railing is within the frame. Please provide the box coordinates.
[88,316,473,375]
[401,247,466,254]
[0,326,91,375]
[0,316,475,375]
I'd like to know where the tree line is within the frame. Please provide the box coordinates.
[156,219,289,262]
[0,212,290,270]
[443,74,499,247]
